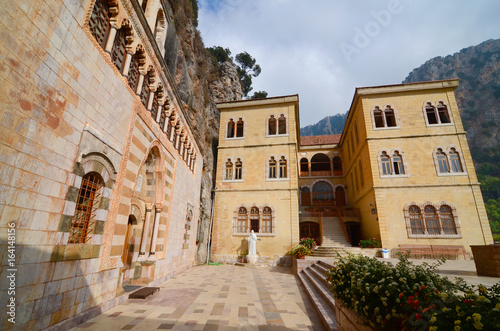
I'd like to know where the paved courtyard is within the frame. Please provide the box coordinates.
[70,265,324,331]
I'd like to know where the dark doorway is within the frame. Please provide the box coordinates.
[300,222,321,245]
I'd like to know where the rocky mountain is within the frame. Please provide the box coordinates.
[300,112,348,136]
[403,39,500,178]
[165,0,243,263]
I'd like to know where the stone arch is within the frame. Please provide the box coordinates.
[81,152,117,185]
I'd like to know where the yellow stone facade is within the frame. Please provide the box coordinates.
[212,80,493,263]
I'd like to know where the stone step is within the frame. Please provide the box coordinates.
[298,270,337,331]
[303,268,336,313]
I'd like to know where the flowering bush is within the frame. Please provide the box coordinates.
[299,237,317,251]
[288,244,310,258]
[359,238,382,248]
[326,253,500,330]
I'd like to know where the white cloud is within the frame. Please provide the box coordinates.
[199,0,500,126]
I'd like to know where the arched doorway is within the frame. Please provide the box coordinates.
[336,186,346,207]
[300,222,321,245]
[121,215,136,266]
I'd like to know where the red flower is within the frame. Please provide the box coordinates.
[416,313,422,320]
[420,285,426,291]
[407,296,414,305]
[463,299,471,304]
[413,300,420,308]
[399,293,404,299]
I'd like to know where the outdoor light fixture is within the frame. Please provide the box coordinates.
[370,203,376,214]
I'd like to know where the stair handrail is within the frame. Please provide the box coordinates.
[337,208,352,244]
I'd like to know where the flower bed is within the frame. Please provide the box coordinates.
[326,253,500,330]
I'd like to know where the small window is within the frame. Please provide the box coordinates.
[409,205,424,235]
[384,106,396,127]
[269,157,277,178]
[358,159,364,187]
[300,158,309,177]
[279,156,287,178]
[333,156,343,175]
[436,149,449,173]
[373,106,384,128]
[424,205,440,235]
[69,172,104,243]
[250,207,259,233]
[227,119,235,138]
[440,205,457,234]
[449,148,463,173]
[268,116,277,135]
[278,114,287,134]
[392,152,405,175]
[437,102,451,124]
[237,207,248,233]
[236,118,244,137]
[380,152,391,175]
[262,207,272,233]
[234,159,242,180]
[425,103,438,124]
[225,159,233,180]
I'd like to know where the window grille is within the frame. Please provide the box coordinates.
[409,205,424,234]
[111,28,127,72]
[440,205,457,234]
[89,0,111,48]
[69,173,103,243]
[424,205,440,235]
[127,53,140,91]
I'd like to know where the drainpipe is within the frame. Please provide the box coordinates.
[206,190,216,264]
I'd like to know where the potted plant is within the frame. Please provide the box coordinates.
[299,237,317,251]
[358,238,382,248]
[240,250,248,263]
[288,244,310,259]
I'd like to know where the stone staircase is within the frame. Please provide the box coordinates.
[321,217,350,247]
[297,260,337,331]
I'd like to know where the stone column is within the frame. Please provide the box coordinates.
[148,207,162,259]
[138,204,153,260]
[136,73,145,95]
[104,26,118,53]
[122,52,133,77]
[174,131,181,151]
[147,90,155,110]
[156,103,163,123]
[162,110,170,132]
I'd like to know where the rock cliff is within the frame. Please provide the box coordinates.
[403,39,500,176]
[165,0,243,263]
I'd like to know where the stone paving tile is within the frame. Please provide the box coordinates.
[70,265,324,330]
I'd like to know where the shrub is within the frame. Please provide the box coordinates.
[288,244,310,258]
[326,253,500,330]
[299,237,317,250]
[359,238,382,248]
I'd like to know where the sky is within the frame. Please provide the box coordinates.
[197,0,500,127]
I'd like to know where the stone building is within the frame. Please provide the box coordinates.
[0,0,205,329]
[210,79,493,264]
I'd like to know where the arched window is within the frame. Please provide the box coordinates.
[380,152,391,175]
[392,151,405,175]
[312,181,334,207]
[227,119,235,138]
[425,102,451,125]
[127,47,144,91]
[436,149,449,173]
[373,106,397,128]
[333,156,343,175]
[409,205,424,235]
[69,172,104,243]
[268,115,277,135]
[440,205,457,234]
[140,70,153,107]
[234,159,242,180]
[300,158,309,177]
[311,153,332,176]
[384,106,396,127]
[236,118,244,137]
[262,207,272,233]
[424,205,439,235]
[89,0,111,49]
[250,207,259,233]
[449,148,463,173]
[425,102,438,124]
[437,102,451,124]
[269,157,277,178]
[373,106,384,128]
[300,187,311,207]
[111,26,128,73]
[279,156,287,178]
[278,114,287,134]
[237,207,247,233]
[225,159,233,180]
